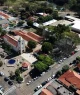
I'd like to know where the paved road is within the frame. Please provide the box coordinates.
[19,51,80,95]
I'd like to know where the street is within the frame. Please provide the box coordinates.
[14,50,80,95]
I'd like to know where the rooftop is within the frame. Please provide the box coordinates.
[3,34,18,47]
[0,11,10,19]
[13,29,43,42]
[20,53,37,64]
[43,19,57,26]
[40,89,54,95]
[50,20,72,26]
[22,62,29,68]
[47,80,73,95]
[59,70,80,94]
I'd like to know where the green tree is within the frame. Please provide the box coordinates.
[15,69,20,76]
[17,21,24,26]
[28,40,37,50]
[27,20,33,26]
[34,61,48,72]
[56,70,62,78]
[62,65,69,73]
[0,61,3,67]
[43,56,53,66]
[42,42,53,53]
[52,10,58,19]
[16,75,23,82]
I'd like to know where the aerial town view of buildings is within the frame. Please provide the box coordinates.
[0,0,80,95]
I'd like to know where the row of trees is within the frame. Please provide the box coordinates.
[34,54,54,72]
[56,65,69,78]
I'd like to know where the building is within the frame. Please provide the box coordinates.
[22,62,29,70]
[65,16,80,33]
[59,70,80,95]
[3,29,43,53]
[3,34,25,54]
[40,80,73,95]
[43,19,57,26]
[13,29,43,43]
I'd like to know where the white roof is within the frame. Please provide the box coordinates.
[33,22,40,27]
[8,17,16,21]
[21,53,37,64]
[71,20,80,31]
[43,19,57,26]
[65,16,79,21]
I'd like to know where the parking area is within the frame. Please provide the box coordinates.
[0,76,11,92]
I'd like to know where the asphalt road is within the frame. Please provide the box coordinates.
[19,50,80,95]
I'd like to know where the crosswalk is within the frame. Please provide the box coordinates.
[4,86,16,95]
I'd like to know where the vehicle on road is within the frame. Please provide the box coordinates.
[47,77,52,82]
[41,81,48,86]
[8,81,13,85]
[26,82,30,86]
[0,72,4,76]
[34,85,42,92]
[4,77,10,82]
[51,74,55,79]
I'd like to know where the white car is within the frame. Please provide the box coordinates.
[0,72,4,76]
[51,74,55,79]
[26,82,30,85]
[40,72,45,76]
[63,57,67,60]
[47,77,52,82]
[37,85,42,89]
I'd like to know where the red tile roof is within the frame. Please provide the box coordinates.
[3,34,18,47]
[77,63,80,69]
[22,62,29,68]
[27,32,43,42]
[59,70,80,89]
[0,11,10,19]
[13,30,43,42]
[40,89,54,95]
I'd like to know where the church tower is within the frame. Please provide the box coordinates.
[18,37,25,54]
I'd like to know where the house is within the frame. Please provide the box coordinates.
[40,80,73,95]
[0,11,10,19]
[40,89,54,95]
[59,70,80,95]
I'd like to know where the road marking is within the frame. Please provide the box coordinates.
[4,85,16,95]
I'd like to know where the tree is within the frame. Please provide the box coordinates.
[52,10,58,19]
[42,42,53,53]
[16,75,23,82]
[27,20,33,26]
[34,61,48,72]
[28,40,37,50]
[17,21,24,26]
[38,54,54,66]
[15,69,20,76]
[0,61,3,67]
[62,65,69,73]
[0,27,6,36]
[55,70,62,78]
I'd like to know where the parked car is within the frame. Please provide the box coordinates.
[8,81,13,85]
[41,81,48,86]
[47,77,52,82]
[4,77,10,81]
[0,72,4,76]
[26,82,30,86]
[51,74,55,79]
[34,85,42,92]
